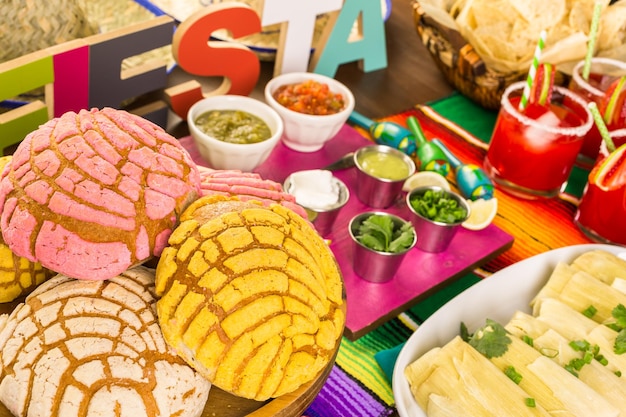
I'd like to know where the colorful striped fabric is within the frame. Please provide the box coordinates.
[304,92,596,417]
[417,94,592,273]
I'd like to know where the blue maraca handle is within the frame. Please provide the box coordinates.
[430,138,461,169]
[430,139,495,200]
[349,111,417,156]
[456,165,495,200]
[348,111,375,130]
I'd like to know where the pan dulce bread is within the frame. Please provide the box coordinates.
[0,266,211,417]
[0,229,55,303]
[155,195,345,401]
[0,156,55,303]
[198,166,308,218]
[0,108,202,281]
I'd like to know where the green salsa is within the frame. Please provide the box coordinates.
[358,152,410,180]
[194,110,272,144]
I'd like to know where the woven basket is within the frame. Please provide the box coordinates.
[0,0,96,63]
[77,0,174,71]
[1,0,172,67]
[411,0,567,110]
[0,0,172,111]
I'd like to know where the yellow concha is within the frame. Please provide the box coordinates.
[0,155,55,303]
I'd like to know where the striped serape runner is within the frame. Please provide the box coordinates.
[304,92,595,417]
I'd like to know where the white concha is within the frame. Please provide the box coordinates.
[0,266,210,417]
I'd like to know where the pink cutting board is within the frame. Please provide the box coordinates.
[179,124,514,340]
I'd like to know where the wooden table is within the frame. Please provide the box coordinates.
[165,0,454,136]
[161,1,455,415]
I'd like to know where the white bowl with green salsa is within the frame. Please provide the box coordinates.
[188,95,284,171]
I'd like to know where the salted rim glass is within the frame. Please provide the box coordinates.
[500,81,593,138]
[599,128,626,157]
[571,57,626,102]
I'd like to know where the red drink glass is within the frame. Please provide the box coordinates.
[569,57,626,164]
[609,128,626,151]
[575,139,626,246]
[484,81,592,199]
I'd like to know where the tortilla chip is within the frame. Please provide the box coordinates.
[540,32,589,67]
[598,2,626,50]
[422,0,626,74]
[471,0,518,27]
[510,0,567,30]
[567,0,597,33]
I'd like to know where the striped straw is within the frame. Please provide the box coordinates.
[519,30,547,111]
[582,1,604,81]
[588,102,616,153]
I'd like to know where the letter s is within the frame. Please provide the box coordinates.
[168,3,262,118]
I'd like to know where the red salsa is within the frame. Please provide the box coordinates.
[272,79,345,115]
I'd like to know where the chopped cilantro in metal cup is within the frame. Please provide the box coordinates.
[409,189,468,223]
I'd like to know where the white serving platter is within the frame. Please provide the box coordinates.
[392,243,626,417]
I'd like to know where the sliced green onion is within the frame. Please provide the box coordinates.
[522,335,534,347]
[582,305,598,318]
[504,366,523,385]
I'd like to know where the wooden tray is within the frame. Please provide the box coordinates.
[0,294,344,417]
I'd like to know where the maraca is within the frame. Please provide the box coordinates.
[431,138,494,201]
[349,111,417,156]
[405,116,451,177]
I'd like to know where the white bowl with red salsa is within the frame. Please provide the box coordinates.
[264,72,355,152]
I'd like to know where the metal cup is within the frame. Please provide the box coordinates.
[353,145,415,208]
[284,174,350,237]
[348,212,417,283]
[406,186,470,253]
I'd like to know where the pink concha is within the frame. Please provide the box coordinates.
[0,108,202,281]
[198,166,308,218]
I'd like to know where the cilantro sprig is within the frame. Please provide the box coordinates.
[355,214,415,254]
[461,318,512,359]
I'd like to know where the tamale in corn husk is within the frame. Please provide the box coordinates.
[532,266,626,325]
[405,336,552,417]
[570,250,626,285]
[472,320,619,417]
[506,311,626,415]
[534,297,626,376]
